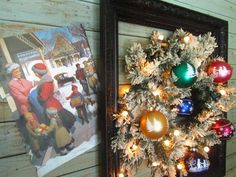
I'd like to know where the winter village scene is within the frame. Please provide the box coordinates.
[0,24,100,177]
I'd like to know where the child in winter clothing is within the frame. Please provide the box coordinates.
[66,84,89,124]
[24,112,42,158]
[45,107,74,155]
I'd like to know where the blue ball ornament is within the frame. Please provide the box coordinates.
[177,98,193,116]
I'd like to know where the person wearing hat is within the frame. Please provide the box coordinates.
[75,63,89,95]
[66,84,88,124]
[32,63,75,130]
[6,62,33,143]
[84,61,98,93]
[45,107,74,155]
[6,63,33,116]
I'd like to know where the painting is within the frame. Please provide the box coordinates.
[0,23,100,177]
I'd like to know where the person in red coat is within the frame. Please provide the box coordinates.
[6,63,33,116]
[32,63,75,130]
[6,63,33,143]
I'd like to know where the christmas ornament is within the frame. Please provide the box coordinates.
[184,151,210,174]
[177,98,193,116]
[140,110,169,139]
[171,61,197,88]
[207,60,233,83]
[211,119,235,140]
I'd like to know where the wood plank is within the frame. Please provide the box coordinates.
[227,109,236,124]
[161,0,236,34]
[0,102,13,122]
[226,135,236,156]
[0,122,26,157]
[229,65,236,80]
[226,152,236,171]
[228,49,236,65]
[62,165,100,177]
[164,0,236,19]
[45,148,101,177]
[0,0,99,31]
[229,33,236,49]
[119,21,173,38]
[0,146,100,177]
[225,166,236,177]
[118,35,149,58]
[80,0,99,4]
[0,154,36,177]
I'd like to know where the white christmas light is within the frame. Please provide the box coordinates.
[219,89,227,96]
[152,161,160,166]
[163,140,171,147]
[158,34,164,41]
[119,173,124,177]
[174,130,181,136]
[132,144,138,151]
[177,163,183,170]
[184,36,190,43]
[121,110,128,117]
[152,88,161,96]
[204,146,210,153]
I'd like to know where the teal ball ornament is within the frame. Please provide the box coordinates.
[171,62,197,88]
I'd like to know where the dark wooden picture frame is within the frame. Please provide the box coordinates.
[100,0,228,177]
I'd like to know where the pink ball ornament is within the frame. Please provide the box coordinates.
[207,60,233,83]
[211,119,235,140]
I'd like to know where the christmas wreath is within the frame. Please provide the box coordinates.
[111,29,235,177]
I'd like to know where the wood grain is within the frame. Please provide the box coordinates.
[0,0,99,31]
[0,122,25,157]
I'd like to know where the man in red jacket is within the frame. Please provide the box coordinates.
[32,63,75,131]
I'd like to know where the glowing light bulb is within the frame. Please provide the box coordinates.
[132,144,138,151]
[152,88,161,96]
[192,147,197,152]
[152,161,160,166]
[183,36,190,43]
[174,130,180,136]
[119,85,131,97]
[204,146,210,153]
[119,173,124,177]
[121,111,128,117]
[177,163,183,170]
[158,34,164,41]
[163,140,171,147]
[219,89,226,96]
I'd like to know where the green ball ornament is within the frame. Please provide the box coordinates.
[171,62,197,88]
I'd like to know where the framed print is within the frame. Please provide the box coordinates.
[101,0,228,177]
[0,23,100,177]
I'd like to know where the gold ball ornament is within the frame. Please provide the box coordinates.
[140,110,169,139]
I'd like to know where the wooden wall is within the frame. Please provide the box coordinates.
[0,0,236,177]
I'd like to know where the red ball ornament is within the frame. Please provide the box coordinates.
[211,119,235,140]
[184,150,210,174]
[207,60,233,83]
